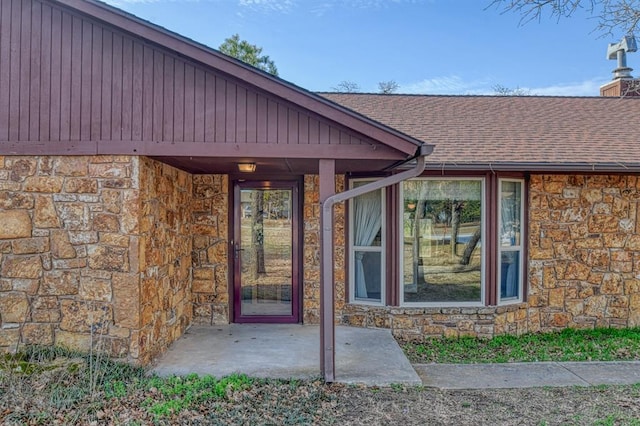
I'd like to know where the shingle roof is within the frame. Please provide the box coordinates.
[320,93,640,172]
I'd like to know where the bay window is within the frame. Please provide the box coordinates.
[347,174,525,307]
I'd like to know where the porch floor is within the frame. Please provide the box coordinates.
[150,324,422,386]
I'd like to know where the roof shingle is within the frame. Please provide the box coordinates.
[320,93,640,171]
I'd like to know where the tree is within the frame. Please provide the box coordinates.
[332,80,361,92]
[489,0,640,36]
[460,228,481,265]
[378,80,400,94]
[219,34,279,76]
[251,191,266,277]
[218,35,278,277]
[493,83,533,96]
[450,201,464,258]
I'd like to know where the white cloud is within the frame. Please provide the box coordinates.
[310,0,424,15]
[103,0,423,15]
[528,78,608,96]
[400,75,492,95]
[399,75,609,96]
[102,0,162,5]
[238,0,295,13]
[102,0,295,7]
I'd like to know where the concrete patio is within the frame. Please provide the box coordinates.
[151,324,422,386]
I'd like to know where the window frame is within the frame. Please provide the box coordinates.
[348,178,386,306]
[345,172,528,309]
[497,178,525,305]
[398,176,486,308]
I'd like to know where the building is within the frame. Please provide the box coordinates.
[2,0,640,380]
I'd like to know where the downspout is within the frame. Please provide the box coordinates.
[320,144,431,382]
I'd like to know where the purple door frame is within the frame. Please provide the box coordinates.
[231,179,301,323]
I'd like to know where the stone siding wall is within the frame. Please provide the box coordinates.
[138,158,193,362]
[0,155,195,364]
[342,304,528,340]
[9,160,636,359]
[342,174,640,339]
[191,175,229,325]
[528,174,640,330]
[303,175,345,324]
[0,156,140,358]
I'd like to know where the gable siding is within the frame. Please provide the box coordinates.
[0,0,379,152]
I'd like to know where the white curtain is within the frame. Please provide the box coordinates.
[501,197,513,245]
[354,189,382,299]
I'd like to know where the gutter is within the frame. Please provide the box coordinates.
[320,144,431,382]
[424,162,640,173]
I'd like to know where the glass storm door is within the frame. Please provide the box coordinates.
[233,181,299,323]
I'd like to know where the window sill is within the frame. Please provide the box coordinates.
[350,298,384,307]
[498,297,523,306]
[400,301,485,308]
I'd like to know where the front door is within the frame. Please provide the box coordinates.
[232,181,300,323]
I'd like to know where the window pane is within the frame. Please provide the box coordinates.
[403,179,482,303]
[500,251,520,299]
[354,251,382,301]
[350,181,384,304]
[500,181,522,247]
[353,190,382,247]
[353,185,382,247]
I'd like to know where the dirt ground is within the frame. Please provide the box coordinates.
[3,371,640,425]
[330,384,640,426]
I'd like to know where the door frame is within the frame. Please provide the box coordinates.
[230,179,302,323]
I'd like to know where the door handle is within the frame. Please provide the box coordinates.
[233,242,244,260]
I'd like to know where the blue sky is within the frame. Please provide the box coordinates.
[101,0,635,96]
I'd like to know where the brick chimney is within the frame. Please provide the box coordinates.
[600,78,640,96]
[600,36,640,97]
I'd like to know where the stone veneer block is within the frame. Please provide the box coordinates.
[1,255,42,279]
[33,195,61,228]
[0,292,29,323]
[55,330,92,352]
[21,323,54,346]
[112,272,140,329]
[50,230,76,259]
[59,300,112,334]
[23,177,63,193]
[0,210,31,239]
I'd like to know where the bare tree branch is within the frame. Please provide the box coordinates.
[597,0,640,35]
[488,0,640,36]
[493,84,534,95]
[332,81,361,93]
[378,80,400,94]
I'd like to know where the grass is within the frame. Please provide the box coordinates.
[145,372,252,417]
[592,413,640,426]
[0,346,328,424]
[2,343,640,424]
[401,327,640,364]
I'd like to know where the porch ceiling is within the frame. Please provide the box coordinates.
[151,156,399,175]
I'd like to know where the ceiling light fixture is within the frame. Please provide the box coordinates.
[237,163,256,173]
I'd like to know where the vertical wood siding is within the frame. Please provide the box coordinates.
[0,0,373,149]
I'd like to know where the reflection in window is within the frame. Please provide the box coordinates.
[499,180,523,301]
[402,179,483,304]
[350,182,384,303]
[500,251,520,299]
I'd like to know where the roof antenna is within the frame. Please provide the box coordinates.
[607,35,637,79]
